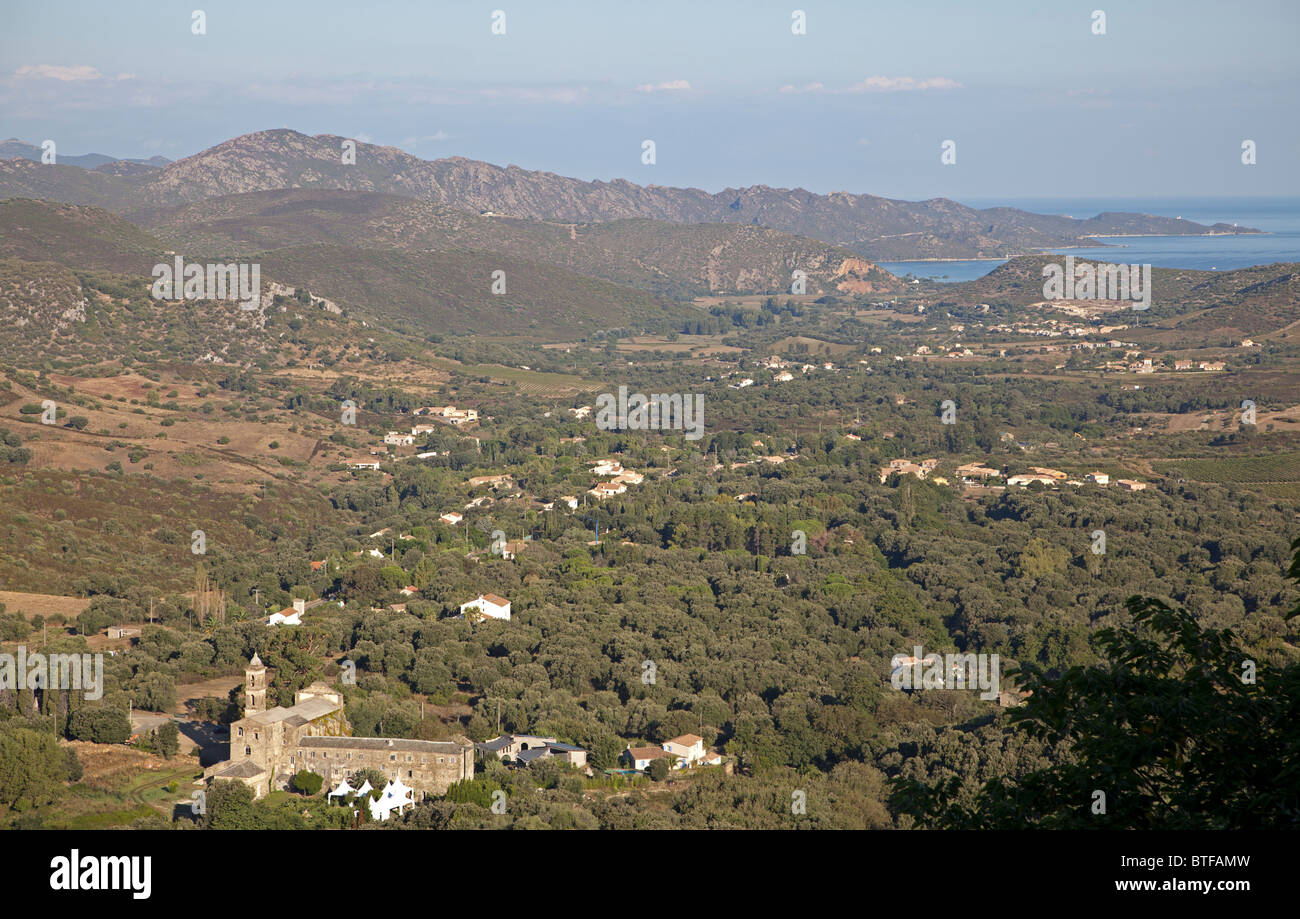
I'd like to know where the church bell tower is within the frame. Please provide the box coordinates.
[245,653,267,714]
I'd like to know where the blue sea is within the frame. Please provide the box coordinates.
[878,197,1300,282]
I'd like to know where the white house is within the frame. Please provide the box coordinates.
[440,512,463,526]
[623,745,671,771]
[661,734,705,768]
[1007,474,1059,487]
[384,432,415,446]
[269,598,306,626]
[591,459,624,477]
[459,594,511,621]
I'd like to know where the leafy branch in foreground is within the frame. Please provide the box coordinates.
[892,538,1300,829]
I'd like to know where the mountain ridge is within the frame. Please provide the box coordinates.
[0,129,1260,261]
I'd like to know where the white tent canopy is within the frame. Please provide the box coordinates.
[327,778,355,799]
[364,777,415,822]
[354,779,374,798]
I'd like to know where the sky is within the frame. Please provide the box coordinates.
[1,0,1297,200]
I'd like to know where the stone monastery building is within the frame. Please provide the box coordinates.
[205,655,473,799]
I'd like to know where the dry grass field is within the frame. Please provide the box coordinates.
[0,589,90,619]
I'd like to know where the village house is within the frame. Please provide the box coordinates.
[267,598,306,627]
[439,512,463,526]
[956,462,1001,481]
[878,458,937,484]
[410,423,438,435]
[1007,474,1060,487]
[467,474,514,489]
[1199,361,1226,372]
[458,593,511,621]
[623,745,673,771]
[348,459,381,470]
[589,482,627,499]
[1116,479,1147,491]
[384,432,415,446]
[662,734,706,768]
[477,734,589,769]
[1086,472,1110,486]
[590,459,624,477]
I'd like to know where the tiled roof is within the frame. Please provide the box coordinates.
[298,736,470,754]
[214,760,266,779]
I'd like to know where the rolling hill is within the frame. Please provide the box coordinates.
[133,188,897,298]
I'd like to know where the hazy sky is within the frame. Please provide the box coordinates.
[2,0,1296,200]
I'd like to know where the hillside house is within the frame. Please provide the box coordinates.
[956,463,1001,480]
[590,459,624,477]
[1007,474,1059,487]
[439,512,463,526]
[459,594,511,621]
[477,735,588,768]
[662,734,705,768]
[269,599,306,626]
[623,745,673,771]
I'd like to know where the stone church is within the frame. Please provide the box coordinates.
[205,655,473,800]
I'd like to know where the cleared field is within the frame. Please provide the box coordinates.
[768,336,859,357]
[1155,452,1300,484]
[457,363,602,395]
[0,589,90,619]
